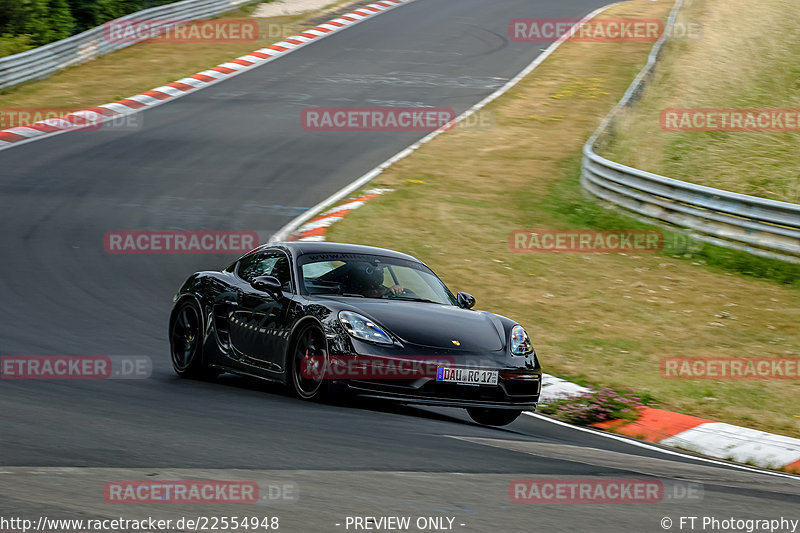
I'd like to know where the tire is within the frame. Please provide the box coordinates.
[467,407,522,427]
[169,299,215,379]
[288,323,330,401]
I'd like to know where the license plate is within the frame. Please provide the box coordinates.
[436,367,498,385]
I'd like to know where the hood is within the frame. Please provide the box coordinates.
[335,299,505,352]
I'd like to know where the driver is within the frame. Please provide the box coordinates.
[361,263,403,298]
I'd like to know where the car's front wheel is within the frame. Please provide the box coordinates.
[467,407,522,427]
[170,299,214,379]
[289,323,330,401]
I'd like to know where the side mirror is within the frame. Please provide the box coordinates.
[456,292,475,309]
[251,275,282,296]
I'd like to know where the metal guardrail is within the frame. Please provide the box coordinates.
[580,0,800,263]
[0,0,259,90]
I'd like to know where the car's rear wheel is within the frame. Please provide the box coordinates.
[170,300,214,379]
[290,324,330,401]
[467,407,522,427]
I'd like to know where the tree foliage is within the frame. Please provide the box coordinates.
[0,0,181,53]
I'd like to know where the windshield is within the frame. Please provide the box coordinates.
[298,253,457,305]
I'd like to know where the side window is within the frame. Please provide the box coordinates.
[388,265,441,301]
[237,251,293,291]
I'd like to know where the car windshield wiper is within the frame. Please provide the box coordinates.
[313,292,365,298]
[389,296,439,304]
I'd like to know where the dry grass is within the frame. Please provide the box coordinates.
[0,0,354,111]
[327,0,800,437]
[605,0,800,202]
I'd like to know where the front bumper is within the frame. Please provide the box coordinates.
[326,339,541,409]
[344,372,541,410]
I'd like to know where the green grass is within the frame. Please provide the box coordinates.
[544,161,800,288]
[327,0,800,437]
[602,0,800,203]
[0,0,352,110]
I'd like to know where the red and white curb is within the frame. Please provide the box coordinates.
[288,188,392,241]
[283,165,800,478]
[0,0,415,151]
[583,403,800,474]
[662,421,800,472]
[541,376,800,474]
[540,374,592,401]
[249,0,799,475]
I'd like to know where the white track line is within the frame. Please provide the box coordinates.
[0,0,418,154]
[268,2,800,481]
[271,2,619,241]
[524,412,800,481]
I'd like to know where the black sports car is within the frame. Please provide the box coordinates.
[169,241,541,426]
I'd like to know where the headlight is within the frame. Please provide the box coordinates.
[339,311,394,345]
[510,325,533,355]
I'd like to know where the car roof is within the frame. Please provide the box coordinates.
[261,241,422,263]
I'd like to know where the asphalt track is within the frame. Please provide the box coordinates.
[0,0,797,531]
